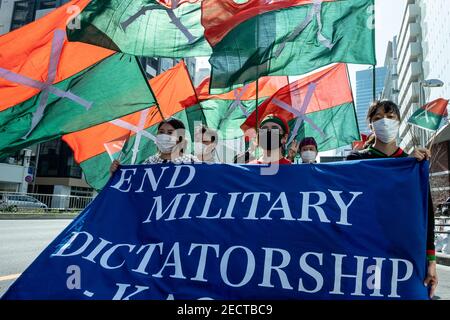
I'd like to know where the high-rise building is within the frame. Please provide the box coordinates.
[389,0,449,153]
[381,36,400,105]
[355,67,387,135]
[382,0,450,205]
[0,0,24,34]
[418,0,450,104]
[0,0,68,34]
[394,0,425,153]
[194,67,210,87]
[417,0,450,205]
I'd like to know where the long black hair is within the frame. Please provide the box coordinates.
[366,100,401,123]
[158,118,187,153]
[158,118,185,131]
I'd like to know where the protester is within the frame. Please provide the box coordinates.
[248,115,292,165]
[346,100,438,298]
[194,125,219,163]
[288,137,319,164]
[110,118,199,174]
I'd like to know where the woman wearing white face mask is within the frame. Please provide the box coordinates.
[144,118,199,164]
[347,100,438,299]
[110,118,199,173]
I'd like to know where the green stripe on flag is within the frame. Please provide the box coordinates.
[209,0,375,93]
[201,100,265,140]
[0,53,156,159]
[80,125,159,191]
[67,1,211,58]
[288,102,360,152]
[408,109,444,132]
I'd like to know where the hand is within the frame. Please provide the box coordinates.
[424,261,438,299]
[110,160,120,175]
[411,147,431,162]
[288,140,300,161]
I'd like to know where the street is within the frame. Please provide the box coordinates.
[0,219,71,297]
[1,219,450,300]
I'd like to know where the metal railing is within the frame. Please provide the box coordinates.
[435,216,450,255]
[0,192,95,213]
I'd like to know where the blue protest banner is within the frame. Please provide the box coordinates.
[2,158,430,300]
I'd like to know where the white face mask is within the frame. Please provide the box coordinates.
[371,118,400,143]
[156,134,178,153]
[301,151,317,163]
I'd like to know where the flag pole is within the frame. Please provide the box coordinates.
[372,65,376,101]
[255,7,260,135]
[32,143,41,194]
[254,6,260,158]
[182,58,208,127]
[409,82,426,148]
[346,64,361,140]
[371,2,377,102]
[135,56,165,121]
[182,59,222,161]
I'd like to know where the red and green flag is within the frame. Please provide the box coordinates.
[0,0,156,159]
[352,133,370,151]
[241,63,360,152]
[67,0,211,57]
[63,60,204,190]
[202,0,376,93]
[197,76,289,140]
[408,98,449,132]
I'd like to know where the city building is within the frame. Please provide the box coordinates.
[394,0,425,153]
[417,0,450,205]
[355,67,387,135]
[382,0,450,205]
[194,67,210,87]
[0,0,68,35]
[0,1,196,199]
[381,36,400,105]
[0,149,33,192]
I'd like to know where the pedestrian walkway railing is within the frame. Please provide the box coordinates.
[435,216,450,255]
[0,192,94,212]
[436,216,450,234]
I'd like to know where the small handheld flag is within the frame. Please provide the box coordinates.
[408,98,449,132]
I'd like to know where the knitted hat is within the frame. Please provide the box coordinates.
[260,114,290,135]
[299,137,318,150]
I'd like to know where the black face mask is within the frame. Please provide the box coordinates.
[258,130,283,150]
